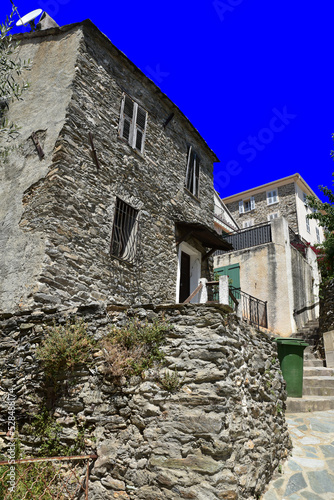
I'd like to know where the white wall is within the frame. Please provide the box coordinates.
[295,183,324,245]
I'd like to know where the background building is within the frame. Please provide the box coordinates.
[223,173,325,246]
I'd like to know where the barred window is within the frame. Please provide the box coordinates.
[185,146,200,197]
[110,198,138,263]
[119,94,147,154]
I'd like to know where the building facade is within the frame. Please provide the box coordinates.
[0,20,230,314]
[223,174,325,246]
[214,217,320,336]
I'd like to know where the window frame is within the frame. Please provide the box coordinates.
[239,196,255,214]
[306,215,311,234]
[119,94,148,154]
[110,197,139,264]
[268,212,279,221]
[267,189,279,205]
[242,219,254,228]
[185,146,200,198]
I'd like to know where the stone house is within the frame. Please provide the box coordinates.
[0,19,231,314]
[214,216,320,336]
[223,173,325,246]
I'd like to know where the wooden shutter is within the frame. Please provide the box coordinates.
[120,95,134,142]
[239,201,244,214]
[185,146,192,190]
[194,153,200,197]
[250,196,255,210]
[134,106,147,152]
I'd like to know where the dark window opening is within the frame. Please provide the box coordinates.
[185,147,200,197]
[110,198,138,263]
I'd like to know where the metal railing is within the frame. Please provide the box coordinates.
[230,287,268,330]
[0,454,97,499]
[216,221,272,254]
[205,282,268,330]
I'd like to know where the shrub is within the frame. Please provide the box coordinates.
[36,319,95,380]
[102,318,170,378]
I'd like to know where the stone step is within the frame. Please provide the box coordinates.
[304,359,324,367]
[303,376,334,387]
[303,377,334,397]
[286,396,334,413]
[303,386,334,396]
[304,366,334,377]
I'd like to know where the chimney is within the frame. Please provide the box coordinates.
[36,12,59,30]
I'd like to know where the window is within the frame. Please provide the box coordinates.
[267,189,278,205]
[110,198,138,263]
[185,146,200,197]
[243,220,253,228]
[119,94,147,153]
[268,212,279,221]
[316,227,320,243]
[239,196,255,214]
[306,216,310,234]
[303,192,308,205]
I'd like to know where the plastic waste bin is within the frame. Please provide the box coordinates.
[274,338,309,398]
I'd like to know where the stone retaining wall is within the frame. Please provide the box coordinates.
[320,279,334,334]
[0,304,291,499]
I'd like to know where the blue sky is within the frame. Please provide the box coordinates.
[3,0,334,202]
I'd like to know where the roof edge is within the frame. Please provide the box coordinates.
[13,19,219,163]
[222,173,320,203]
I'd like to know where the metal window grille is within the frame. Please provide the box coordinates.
[110,198,139,264]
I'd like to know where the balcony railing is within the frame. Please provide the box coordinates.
[216,222,272,254]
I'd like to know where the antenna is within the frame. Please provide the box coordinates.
[16,9,43,31]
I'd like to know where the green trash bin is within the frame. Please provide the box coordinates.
[275,338,309,398]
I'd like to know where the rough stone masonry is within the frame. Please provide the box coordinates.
[0,304,291,499]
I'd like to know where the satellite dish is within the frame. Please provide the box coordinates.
[16,9,43,30]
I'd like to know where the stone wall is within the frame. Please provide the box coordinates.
[319,278,334,333]
[1,22,217,314]
[0,304,291,500]
[225,183,298,231]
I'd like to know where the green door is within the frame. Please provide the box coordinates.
[214,264,240,304]
[215,264,240,289]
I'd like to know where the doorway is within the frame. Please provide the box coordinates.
[179,252,191,303]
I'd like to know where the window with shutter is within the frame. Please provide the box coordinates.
[119,94,147,153]
[267,189,278,205]
[240,197,255,213]
[185,146,200,198]
[306,216,310,233]
[268,212,279,221]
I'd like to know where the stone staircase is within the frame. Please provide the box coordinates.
[286,319,334,412]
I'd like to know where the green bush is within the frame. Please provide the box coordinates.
[36,319,95,380]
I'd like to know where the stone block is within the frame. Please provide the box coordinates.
[324,330,334,368]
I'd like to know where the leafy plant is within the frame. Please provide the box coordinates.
[102,318,170,378]
[0,3,30,137]
[25,408,87,458]
[36,318,95,381]
[159,369,182,392]
[307,137,334,281]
